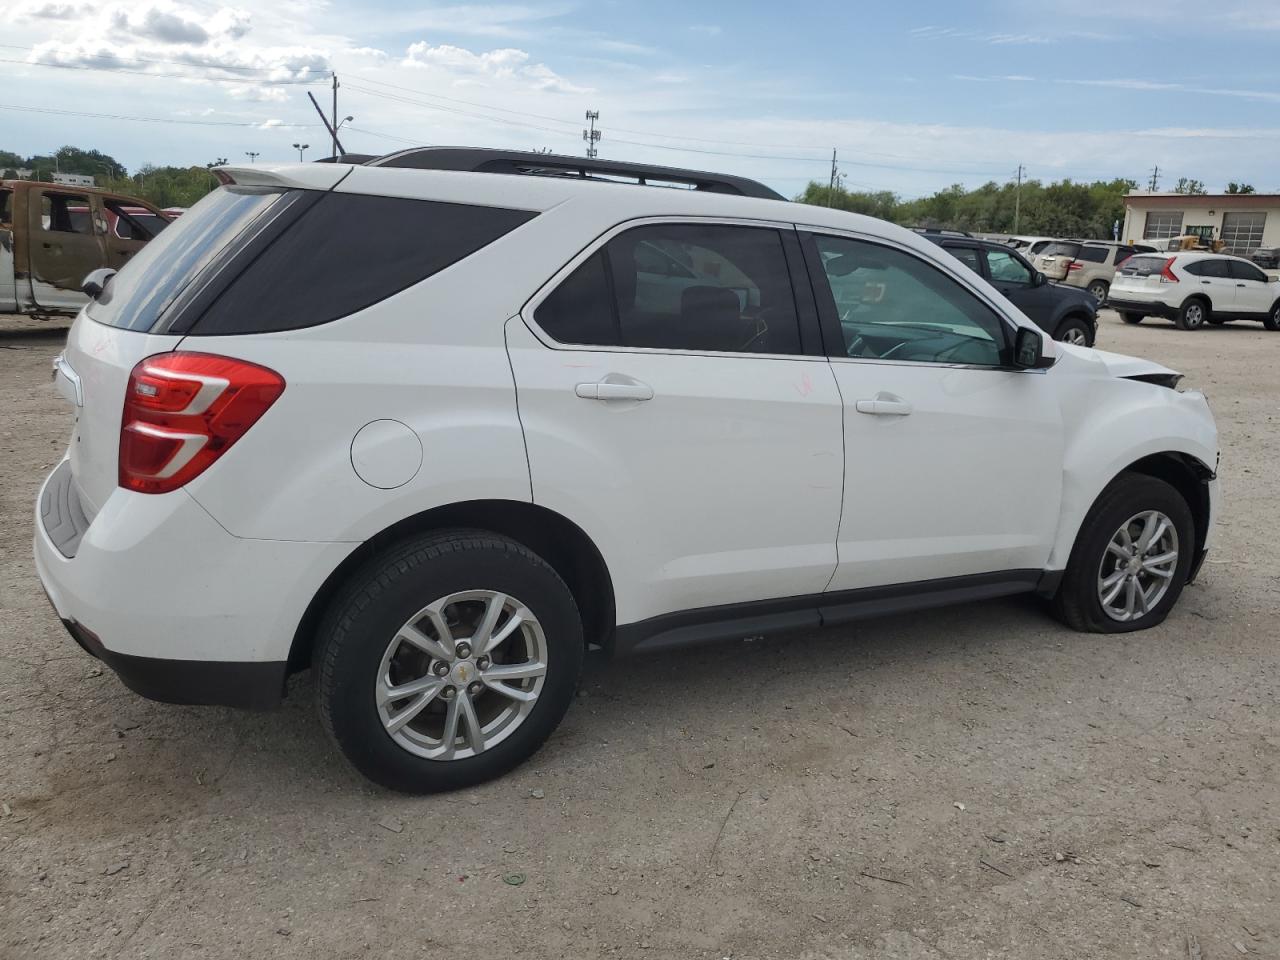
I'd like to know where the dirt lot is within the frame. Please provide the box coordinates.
[1,311,1276,960]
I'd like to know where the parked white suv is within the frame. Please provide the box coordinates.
[35,149,1221,792]
[1108,252,1280,330]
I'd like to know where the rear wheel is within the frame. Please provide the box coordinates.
[1051,474,1194,633]
[1176,299,1208,330]
[1087,279,1109,303]
[1265,302,1280,332]
[1120,312,1144,325]
[315,530,584,792]
[1208,317,1227,326]
[1056,318,1094,347]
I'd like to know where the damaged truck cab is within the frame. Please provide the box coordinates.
[0,180,169,315]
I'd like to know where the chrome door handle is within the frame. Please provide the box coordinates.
[855,396,912,416]
[575,380,654,401]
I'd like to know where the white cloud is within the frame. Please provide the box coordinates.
[402,40,589,94]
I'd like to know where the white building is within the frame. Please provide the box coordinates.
[51,172,96,187]
[1121,191,1279,254]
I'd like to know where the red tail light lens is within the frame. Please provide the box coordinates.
[1066,260,1082,271]
[120,352,285,494]
[1159,258,1179,283]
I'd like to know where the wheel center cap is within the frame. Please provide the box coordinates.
[1127,557,1142,573]
[450,660,476,685]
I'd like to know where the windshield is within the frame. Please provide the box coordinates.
[87,187,286,332]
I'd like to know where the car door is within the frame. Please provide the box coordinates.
[800,229,1064,592]
[506,219,845,628]
[1227,258,1275,316]
[1184,258,1235,311]
[982,246,1057,329]
[25,186,104,311]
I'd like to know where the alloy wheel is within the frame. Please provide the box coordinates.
[1062,327,1089,346]
[375,590,548,760]
[1185,303,1204,327]
[1096,510,1180,622]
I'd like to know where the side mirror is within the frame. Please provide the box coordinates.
[1033,271,1047,287]
[81,267,117,300]
[1013,326,1051,368]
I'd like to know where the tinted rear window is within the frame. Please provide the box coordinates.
[187,193,536,336]
[1119,256,1167,277]
[1042,242,1080,258]
[88,187,285,331]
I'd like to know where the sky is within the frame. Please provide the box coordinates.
[2,0,1279,199]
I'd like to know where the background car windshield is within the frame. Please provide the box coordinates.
[1042,242,1080,258]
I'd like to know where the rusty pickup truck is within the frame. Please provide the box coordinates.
[1,180,170,316]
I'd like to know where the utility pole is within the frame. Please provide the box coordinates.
[1148,165,1160,191]
[1013,163,1024,233]
[827,149,838,207]
[331,73,340,158]
[244,151,260,163]
[583,110,601,159]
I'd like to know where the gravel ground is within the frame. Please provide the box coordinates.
[1,311,1276,960]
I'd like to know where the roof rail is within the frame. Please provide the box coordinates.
[914,227,974,239]
[365,146,786,201]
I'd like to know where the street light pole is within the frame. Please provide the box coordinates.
[292,143,310,162]
[245,151,260,163]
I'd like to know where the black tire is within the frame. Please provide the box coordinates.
[1207,317,1226,326]
[1121,312,1144,325]
[1176,298,1208,330]
[315,530,584,793]
[1051,474,1195,633]
[1056,317,1094,347]
[1265,302,1280,332]
[1087,279,1109,303]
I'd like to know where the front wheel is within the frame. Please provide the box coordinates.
[315,530,584,792]
[1056,318,1094,347]
[1176,299,1208,330]
[1051,474,1194,633]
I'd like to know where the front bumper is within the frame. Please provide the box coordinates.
[1105,297,1177,319]
[34,459,356,708]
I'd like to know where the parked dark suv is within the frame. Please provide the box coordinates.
[1251,247,1279,270]
[920,231,1099,346]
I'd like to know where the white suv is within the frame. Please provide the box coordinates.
[1108,252,1280,331]
[35,149,1221,792]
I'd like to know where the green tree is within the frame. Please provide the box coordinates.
[1225,182,1255,194]
[1174,177,1207,195]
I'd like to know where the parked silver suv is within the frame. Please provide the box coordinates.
[1035,240,1157,302]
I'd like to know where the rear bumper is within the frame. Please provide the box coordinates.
[1105,297,1177,319]
[34,459,356,708]
[60,618,285,709]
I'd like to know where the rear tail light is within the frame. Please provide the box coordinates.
[1159,258,1179,284]
[1115,255,1130,270]
[1067,260,1082,271]
[120,352,285,494]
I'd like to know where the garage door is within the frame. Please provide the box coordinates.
[1143,211,1183,241]
[1221,212,1266,255]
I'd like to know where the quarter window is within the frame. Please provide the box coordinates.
[535,223,804,355]
[812,235,1008,367]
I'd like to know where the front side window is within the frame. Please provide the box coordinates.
[534,222,803,355]
[985,248,1033,285]
[812,235,1008,367]
[1228,259,1268,283]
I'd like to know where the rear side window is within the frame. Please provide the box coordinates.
[1078,246,1109,263]
[1228,259,1268,283]
[535,223,803,355]
[1184,259,1229,278]
[189,194,535,336]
